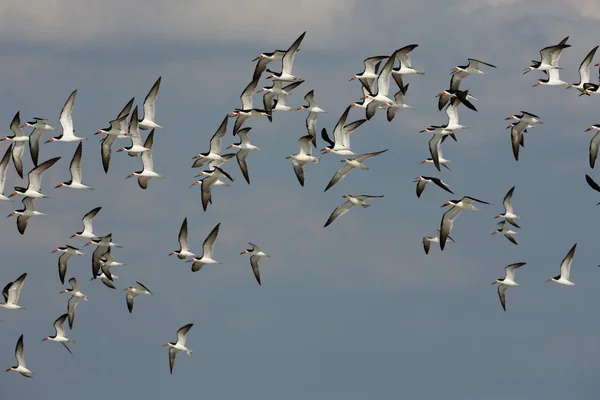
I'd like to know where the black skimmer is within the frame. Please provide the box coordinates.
[51,245,85,284]
[324,195,383,228]
[494,186,520,228]
[55,142,93,190]
[8,156,61,199]
[46,90,86,143]
[324,149,388,192]
[266,31,306,82]
[6,335,32,378]
[125,282,152,313]
[286,135,320,187]
[547,244,577,286]
[492,262,526,311]
[187,223,222,272]
[227,127,259,184]
[126,130,163,189]
[170,218,195,259]
[0,273,27,310]
[1,111,28,178]
[241,243,270,286]
[321,106,366,156]
[7,197,46,235]
[414,176,453,198]
[70,206,101,239]
[164,323,194,375]
[523,37,570,74]
[42,314,75,355]
[492,220,518,245]
[138,77,163,130]
[297,90,326,148]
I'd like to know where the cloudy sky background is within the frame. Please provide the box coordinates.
[1,1,599,399]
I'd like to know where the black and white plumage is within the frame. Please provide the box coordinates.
[0,111,28,179]
[492,262,526,311]
[97,98,132,173]
[7,197,46,235]
[321,106,366,156]
[567,46,598,92]
[324,195,384,228]
[585,125,600,169]
[0,145,13,201]
[252,50,287,81]
[227,127,259,184]
[324,150,388,192]
[51,245,85,284]
[230,77,272,135]
[192,167,234,212]
[186,223,222,272]
[547,244,577,286]
[362,51,397,120]
[46,90,85,143]
[117,107,149,156]
[71,206,101,239]
[55,142,92,190]
[0,273,27,310]
[241,243,270,286]
[42,313,75,355]
[169,217,195,259]
[126,129,163,189]
[286,135,320,187]
[391,44,423,76]
[349,55,387,93]
[88,233,119,279]
[60,277,88,330]
[139,77,163,130]
[191,116,229,169]
[8,156,61,199]
[266,31,306,82]
[25,118,56,167]
[125,282,152,313]
[414,176,453,198]
[165,323,194,375]
[494,186,520,228]
[423,230,454,255]
[439,196,489,250]
[6,335,33,378]
[493,220,518,245]
[524,37,570,74]
[297,90,326,147]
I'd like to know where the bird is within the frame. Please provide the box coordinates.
[442,196,490,211]
[260,80,303,115]
[439,196,490,250]
[46,90,86,143]
[229,76,272,135]
[70,206,101,239]
[126,130,163,189]
[349,55,387,93]
[567,46,599,92]
[584,174,600,204]
[187,223,221,272]
[547,244,577,286]
[414,176,454,198]
[252,49,287,81]
[286,135,320,187]
[451,58,497,76]
[386,84,413,121]
[164,323,194,375]
[97,251,127,268]
[324,195,384,228]
[227,127,259,184]
[0,145,13,201]
[423,134,451,172]
[6,335,33,378]
[494,186,520,228]
[324,150,388,192]
[138,77,163,130]
[96,110,130,173]
[8,156,61,199]
[23,117,56,167]
[191,167,234,212]
[0,273,27,310]
[55,142,93,190]
[124,282,152,313]
[191,116,228,168]
[92,271,119,290]
[266,31,306,82]
[532,68,568,87]
[117,107,150,156]
[42,314,75,355]
[269,82,304,112]
[169,217,195,259]
[86,233,122,279]
[241,243,270,285]
[1,111,29,178]
[7,197,46,235]
[523,37,570,73]
[61,278,88,329]
[391,44,423,76]
[362,50,397,120]
[585,125,600,168]
[492,220,518,245]
[492,262,526,311]
[296,90,326,147]
[321,106,366,156]
[423,230,454,255]
[51,245,85,284]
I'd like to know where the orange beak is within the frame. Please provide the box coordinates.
[51,249,58,253]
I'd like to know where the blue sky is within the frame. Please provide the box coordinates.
[1,1,599,399]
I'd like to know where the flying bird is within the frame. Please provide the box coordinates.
[192,116,229,169]
[55,142,93,190]
[321,106,366,156]
[169,217,195,259]
[42,314,75,355]
[7,197,46,234]
[6,335,33,378]
[139,77,163,130]
[125,282,152,313]
[126,130,163,189]
[70,206,101,239]
[423,230,454,255]
[23,117,56,166]
[297,90,327,147]
[46,90,86,143]
[492,220,519,245]
[325,149,388,192]
[266,31,306,82]
[492,262,526,311]
[286,135,320,187]
[547,244,577,286]
[117,107,150,156]
[414,175,453,198]
[494,186,520,228]
[8,156,61,199]
[51,245,85,284]
[324,195,384,228]
[164,323,194,375]
[187,223,222,272]
[61,278,88,330]
[229,77,272,135]
[1,111,28,178]
[241,243,270,286]
[0,273,27,310]
[227,127,259,184]
[523,37,570,74]
[0,145,13,201]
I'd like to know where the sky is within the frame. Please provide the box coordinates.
[1,1,599,399]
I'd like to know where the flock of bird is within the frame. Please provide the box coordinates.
[1,33,599,378]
